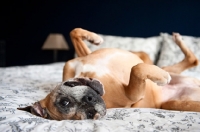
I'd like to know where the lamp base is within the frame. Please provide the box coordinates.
[53,50,57,62]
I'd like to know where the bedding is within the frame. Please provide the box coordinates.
[1,33,200,132]
[83,34,162,63]
[157,33,200,73]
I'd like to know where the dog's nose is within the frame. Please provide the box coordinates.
[82,94,97,105]
[86,108,97,119]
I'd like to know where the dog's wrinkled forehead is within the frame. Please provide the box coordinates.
[63,78,104,94]
[53,78,105,101]
[58,83,89,102]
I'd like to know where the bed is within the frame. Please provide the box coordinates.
[1,33,200,131]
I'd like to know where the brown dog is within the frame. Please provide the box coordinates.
[18,28,200,120]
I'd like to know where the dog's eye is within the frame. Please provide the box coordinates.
[59,99,70,107]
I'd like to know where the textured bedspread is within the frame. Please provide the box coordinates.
[1,63,200,132]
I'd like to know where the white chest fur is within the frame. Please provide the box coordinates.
[69,60,110,77]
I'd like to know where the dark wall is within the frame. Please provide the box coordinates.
[1,0,200,66]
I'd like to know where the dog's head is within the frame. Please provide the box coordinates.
[18,77,106,120]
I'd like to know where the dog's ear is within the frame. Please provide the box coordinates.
[87,79,105,96]
[77,78,105,96]
[17,102,48,118]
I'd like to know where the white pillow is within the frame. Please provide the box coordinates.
[82,34,162,63]
[157,33,200,72]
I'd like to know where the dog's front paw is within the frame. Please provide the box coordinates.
[153,71,171,86]
[131,63,171,86]
[87,33,103,45]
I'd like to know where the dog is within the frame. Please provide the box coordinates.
[18,28,200,120]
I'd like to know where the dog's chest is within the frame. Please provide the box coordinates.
[70,51,139,83]
[71,60,110,78]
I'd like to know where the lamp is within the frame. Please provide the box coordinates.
[42,33,69,62]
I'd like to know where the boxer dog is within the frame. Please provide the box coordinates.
[18,28,200,120]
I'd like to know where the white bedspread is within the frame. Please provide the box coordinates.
[1,63,200,132]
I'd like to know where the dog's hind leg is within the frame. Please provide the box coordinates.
[161,100,200,112]
[70,28,103,57]
[125,63,171,104]
[130,51,153,64]
[162,33,199,74]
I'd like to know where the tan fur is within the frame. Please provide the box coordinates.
[41,28,200,120]
[130,51,153,64]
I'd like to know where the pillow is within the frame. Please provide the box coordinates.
[81,34,162,63]
[157,33,200,73]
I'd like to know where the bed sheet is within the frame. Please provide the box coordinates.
[0,63,200,132]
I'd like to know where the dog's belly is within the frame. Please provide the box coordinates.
[161,77,200,102]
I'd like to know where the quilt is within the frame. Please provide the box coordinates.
[1,62,200,132]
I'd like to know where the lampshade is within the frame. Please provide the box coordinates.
[42,33,69,50]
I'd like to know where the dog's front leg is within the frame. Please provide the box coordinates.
[70,28,103,57]
[63,60,75,81]
[125,63,171,103]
